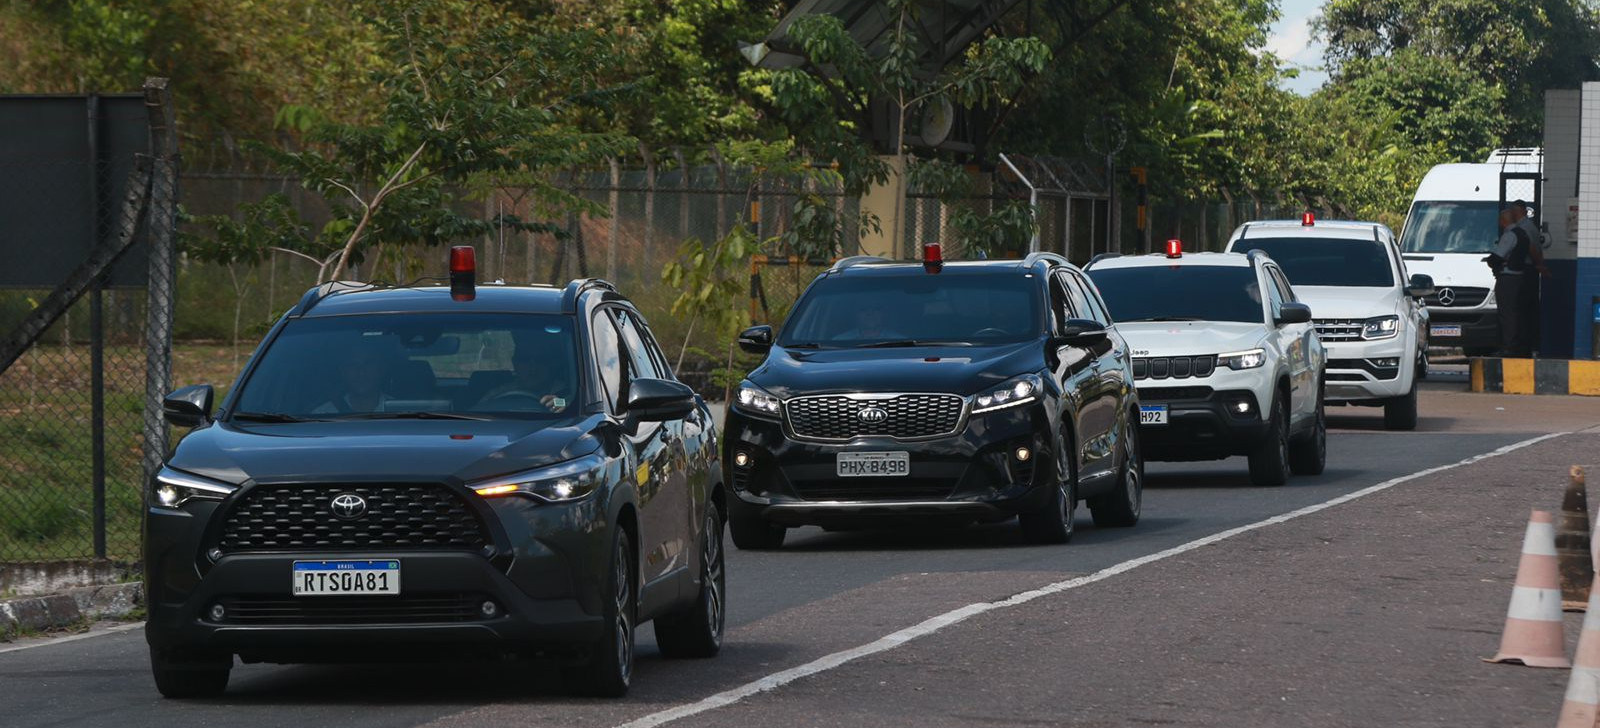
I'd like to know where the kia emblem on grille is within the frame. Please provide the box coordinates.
[329,493,367,520]
[857,406,889,424]
[1436,287,1456,306]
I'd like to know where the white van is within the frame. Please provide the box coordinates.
[1398,155,1541,355]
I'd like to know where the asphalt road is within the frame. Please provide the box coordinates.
[4,381,1598,728]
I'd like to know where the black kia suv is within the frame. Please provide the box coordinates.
[144,263,725,699]
[724,253,1143,548]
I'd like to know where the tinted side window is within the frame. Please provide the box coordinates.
[1263,267,1286,318]
[613,308,663,381]
[1269,268,1296,303]
[591,312,625,410]
[1068,270,1112,324]
[1050,273,1078,327]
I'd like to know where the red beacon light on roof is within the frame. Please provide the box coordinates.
[450,245,476,301]
[1164,239,1183,258]
[1301,211,1316,226]
[923,241,943,274]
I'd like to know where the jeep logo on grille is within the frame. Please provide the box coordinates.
[329,493,367,520]
[1436,287,1456,306]
[857,406,889,424]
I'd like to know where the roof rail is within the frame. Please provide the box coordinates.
[1084,252,1121,270]
[1021,251,1070,268]
[292,280,377,316]
[829,255,888,271]
[561,278,619,313]
[1244,248,1272,265]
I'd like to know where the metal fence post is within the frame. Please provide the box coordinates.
[141,78,178,488]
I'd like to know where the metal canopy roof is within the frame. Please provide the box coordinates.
[760,0,1025,71]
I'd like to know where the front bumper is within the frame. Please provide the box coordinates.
[724,400,1054,528]
[1324,339,1410,401]
[1134,387,1269,461]
[1426,306,1497,350]
[144,492,609,662]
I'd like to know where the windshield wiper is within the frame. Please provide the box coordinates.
[340,411,490,421]
[1122,316,1205,323]
[856,339,972,348]
[232,411,320,423]
[783,342,825,349]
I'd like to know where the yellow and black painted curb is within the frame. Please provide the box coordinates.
[1470,358,1600,396]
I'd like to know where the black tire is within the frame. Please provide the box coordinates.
[656,502,726,659]
[1384,380,1419,431]
[1416,348,1429,381]
[1248,395,1290,487]
[728,499,786,550]
[1089,415,1142,527]
[1019,427,1076,544]
[1289,388,1326,476]
[566,528,635,698]
[150,647,230,699]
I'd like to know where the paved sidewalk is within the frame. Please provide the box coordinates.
[694,433,1600,728]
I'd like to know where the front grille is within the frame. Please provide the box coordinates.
[216,593,484,625]
[786,394,965,441]
[1314,319,1363,342]
[1132,355,1215,381]
[216,483,489,553]
[1137,386,1214,402]
[790,480,955,502]
[1424,286,1489,308]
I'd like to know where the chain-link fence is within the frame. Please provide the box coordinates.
[0,81,177,563]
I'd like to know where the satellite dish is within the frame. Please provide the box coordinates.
[920,97,955,147]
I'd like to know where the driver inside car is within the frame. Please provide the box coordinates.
[476,341,577,413]
[312,341,394,414]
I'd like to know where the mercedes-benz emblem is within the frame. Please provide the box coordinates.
[329,493,367,520]
[857,406,889,424]
[1436,287,1456,306]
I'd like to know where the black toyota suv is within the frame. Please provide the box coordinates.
[144,257,724,699]
[724,252,1143,548]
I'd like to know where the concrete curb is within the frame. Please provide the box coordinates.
[0,582,142,638]
[1471,357,1600,395]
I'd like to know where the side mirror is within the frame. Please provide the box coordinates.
[1276,302,1313,325]
[626,378,697,422]
[163,384,214,428]
[1052,318,1108,348]
[737,325,773,355]
[1406,274,1436,299]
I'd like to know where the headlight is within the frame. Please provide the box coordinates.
[1218,348,1266,370]
[472,453,606,502]
[973,374,1042,414]
[152,467,234,508]
[1361,315,1400,340]
[734,383,782,418]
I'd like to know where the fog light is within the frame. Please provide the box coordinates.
[1370,358,1399,368]
[206,547,223,562]
[1014,447,1031,462]
[1233,400,1252,414]
[734,451,751,468]
[481,600,500,618]
[155,485,180,507]
[209,603,226,621]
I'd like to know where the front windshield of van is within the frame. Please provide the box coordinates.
[1400,201,1500,254]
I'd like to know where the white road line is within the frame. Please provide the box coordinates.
[0,621,142,655]
[617,431,1568,728]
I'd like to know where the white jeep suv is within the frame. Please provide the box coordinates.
[1085,245,1327,486]
[1225,217,1433,430]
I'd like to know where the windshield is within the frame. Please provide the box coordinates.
[1400,201,1501,254]
[231,313,581,420]
[1086,266,1265,324]
[778,272,1042,347]
[1231,237,1394,287]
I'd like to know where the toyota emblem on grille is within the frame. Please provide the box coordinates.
[857,406,889,424]
[329,493,367,520]
[1436,287,1456,306]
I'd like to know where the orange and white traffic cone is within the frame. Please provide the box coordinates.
[1557,589,1600,727]
[1484,510,1570,668]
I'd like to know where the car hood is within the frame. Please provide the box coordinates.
[1115,321,1266,357]
[1292,286,1401,320]
[168,417,604,486]
[749,341,1044,398]
[1400,252,1493,289]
